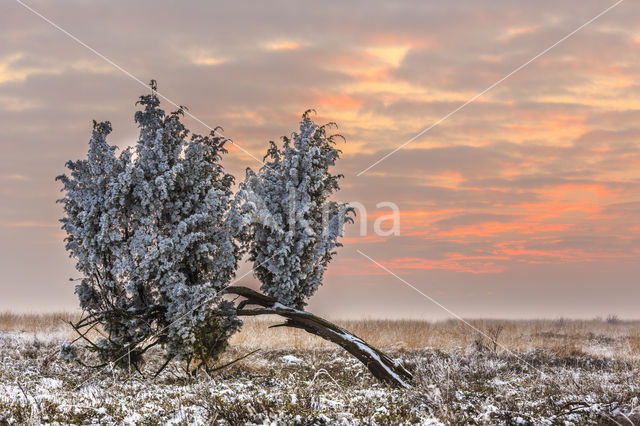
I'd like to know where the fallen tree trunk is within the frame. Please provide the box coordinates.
[224,286,412,388]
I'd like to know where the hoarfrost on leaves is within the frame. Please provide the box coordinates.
[59,342,77,362]
[234,111,354,308]
[56,88,242,367]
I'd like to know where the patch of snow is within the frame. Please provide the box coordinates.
[281,355,303,364]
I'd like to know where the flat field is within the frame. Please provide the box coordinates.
[1,313,639,424]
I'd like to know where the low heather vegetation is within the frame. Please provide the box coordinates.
[1,316,638,424]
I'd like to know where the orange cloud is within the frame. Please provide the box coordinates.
[496,244,636,264]
[313,93,362,110]
[264,41,301,51]
[351,68,391,82]
[538,184,620,199]
[385,255,507,274]
[503,113,587,143]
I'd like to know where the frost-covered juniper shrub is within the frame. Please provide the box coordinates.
[234,111,354,309]
[56,88,242,369]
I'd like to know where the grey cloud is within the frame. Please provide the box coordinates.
[602,201,640,217]
[339,174,540,209]
[343,146,515,178]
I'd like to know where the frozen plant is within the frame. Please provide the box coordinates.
[59,342,78,362]
[56,83,241,370]
[234,111,354,308]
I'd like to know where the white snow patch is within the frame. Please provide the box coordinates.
[281,354,303,364]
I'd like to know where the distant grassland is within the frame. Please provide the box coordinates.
[2,312,639,361]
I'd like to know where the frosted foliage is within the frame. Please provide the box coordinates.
[56,91,241,364]
[234,112,353,308]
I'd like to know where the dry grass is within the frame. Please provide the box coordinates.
[0,312,640,359]
[0,312,78,336]
[3,312,638,361]
[231,317,640,362]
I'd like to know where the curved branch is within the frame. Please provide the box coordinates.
[224,286,412,388]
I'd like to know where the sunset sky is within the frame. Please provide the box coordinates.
[1,0,639,318]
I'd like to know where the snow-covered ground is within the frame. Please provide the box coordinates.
[0,331,638,424]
